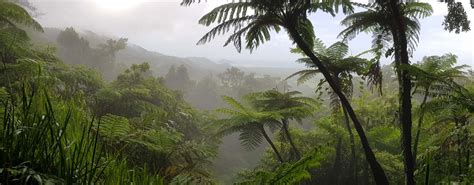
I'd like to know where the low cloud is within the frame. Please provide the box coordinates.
[31,0,473,67]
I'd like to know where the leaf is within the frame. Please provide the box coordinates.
[99,114,131,139]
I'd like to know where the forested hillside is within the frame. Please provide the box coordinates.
[1,0,473,184]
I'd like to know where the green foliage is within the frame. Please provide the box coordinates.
[93,63,219,183]
[1,21,217,184]
[339,1,432,56]
[288,38,378,110]
[99,114,132,139]
[101,158,165,185]
[94,63,172,118]
[98,38,128,58]
[415,85,474,183]
[195,0,352,52]
[0,0,43,64]
[442,0,471,34]
[218,67,245,88]
[164,64,195,92]
[236,149,326,185]
[215,67,283,99]
[0,84,104,184]
[410,54,469,97]
[0,0,42,31]
[0,54,104,104]
[2,1,473,184]
[217,95,282,150]
[56,27,128,80]
[247,90,319,122]
[56,27,93,66]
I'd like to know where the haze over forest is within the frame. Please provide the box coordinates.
[32,0,473,67]
[1,0,474,184]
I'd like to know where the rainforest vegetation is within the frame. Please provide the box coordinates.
[0,0,473,184]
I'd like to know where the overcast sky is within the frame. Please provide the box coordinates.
[31,0,473,68]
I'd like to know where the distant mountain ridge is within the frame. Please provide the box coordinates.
[28,27,301,80]
[29,28,234,78]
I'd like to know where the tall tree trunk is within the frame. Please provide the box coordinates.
[260,126,284,163]
[332,137,343,185]
[388,0,415,184]
[413,87,429,166]
[287,27,389,185]
[461,121,469,178]
[466,145,470,176]
[424,148,431,185]
[363,160,370,185]
[455,120,463,177]
[343,107,358,184]
[282,119,301,160]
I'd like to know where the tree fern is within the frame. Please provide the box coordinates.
[339,1,433,55]
[217,95,285,161]
[188,0,389,182]
[236,148,326,185]
[0,0,42,31]
[99,114,132,140]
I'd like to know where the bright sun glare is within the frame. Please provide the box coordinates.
[94,0,146,11]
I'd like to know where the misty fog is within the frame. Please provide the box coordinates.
[1,0,474,184]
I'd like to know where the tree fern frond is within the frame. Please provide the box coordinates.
[339,10,382,41]
[312,37,327,55]
[0,1,43,31]
[326,41,348,60]
[236,148,326,185]
[286,69,319,85]
[268,148,324,184]
[198,2,253,26]
[402,2,433,19]
[99,114,131,139]
[221,96,249,113]
[239,125,264,150]
[197,15,257,46]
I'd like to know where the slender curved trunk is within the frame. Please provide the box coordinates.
[388,0,415,184]
[343,107,358,184]
[287,26,389,185]
[413,87,429,166]
[260,126,284,163]
[282,119,301,160]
